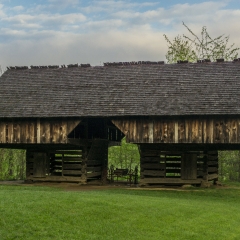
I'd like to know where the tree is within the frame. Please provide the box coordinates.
[108,137,140,171]
[164,22,239,63]
[0,149,26,180]
[218,151,240,182]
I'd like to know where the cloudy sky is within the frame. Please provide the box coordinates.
[0,0,239,68]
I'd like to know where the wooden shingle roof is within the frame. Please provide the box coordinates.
[0,61,240,118]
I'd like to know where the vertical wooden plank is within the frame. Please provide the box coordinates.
[33,152,47,178]
[148,121,153,143]
[129,119,134,143]
[203,120,207,143]
[20,121,26,143]
[142,120,149,143]
[237,119,240,143]
[26,121,30,143]
[168,120,175,143]
[0,123,3,143]
[214,119,220,143]
[187,120,192,143]
[133,119,137,142]
[185,120,189,143]
[192,119,198,143]
[124,120,130,142]
[162,121,168,143]
[230,120,237,143]
[198,119,203,143]
[37,119,41,143]
[153,119,162,143]
[0,122,5,143]
[45,121,51,143]
[17,122,21,143]
[206,119,213,143]
[215,119,227,143]
[52,122,60,143]
[29,121,36,143]
[8,122,13,143]
[25,121,30,143]
[202,151,208,180]
[40,120,51,143]
[13,123,17,143]
[136,119,142,143]
[174,122,178,143]
[181,153,197,180]
[61,121,67,144]
[40,119,46,143]
[178,120,185,143]
[210,119,214,144]
[13,121,21,143]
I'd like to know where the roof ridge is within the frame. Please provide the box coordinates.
[6,58,240,70]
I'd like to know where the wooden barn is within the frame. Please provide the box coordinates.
[1,59,240,186]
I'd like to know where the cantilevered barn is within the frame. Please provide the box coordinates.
[0,60,240,185]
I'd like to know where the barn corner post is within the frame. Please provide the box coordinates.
[201,150,218,187]
[81,144,88,184]
[86,139,109,185]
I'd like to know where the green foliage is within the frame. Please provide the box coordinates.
[108,137,140,170]
[164,22,239,63]
[0,149,26,180]
[1,185,240,239]
[218,151,240,182]
[163,34,197,63]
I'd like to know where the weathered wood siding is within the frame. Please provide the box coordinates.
[26,139,108,183]
[26,150,87,183]
[0,119,80,144]
[139,147,218,185]
[112,118,240,144]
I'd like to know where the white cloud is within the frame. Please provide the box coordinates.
[1,13,87,30]
[0,0,239,70]
[82,0,158,13]
[47,0,80,9]
[0,3,5,17]
[12,5,24,12]
[0,29,166,68]
[112,1,229,28]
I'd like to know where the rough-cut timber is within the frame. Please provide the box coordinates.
[0,119,80,144]
[112,118,240,144]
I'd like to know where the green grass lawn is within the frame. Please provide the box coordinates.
[1,184,240,240]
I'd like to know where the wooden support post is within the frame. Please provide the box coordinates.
[202,151,208,181]
[134,165,138,185]
[29,152,47,178]
[200,151,210,187]
[101,145,108,185]
[81,146,87,184]
[181,153,197,180]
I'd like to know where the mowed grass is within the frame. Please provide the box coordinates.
[1,185,240,240]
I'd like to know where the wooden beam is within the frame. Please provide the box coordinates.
[141,170,165,177]
[207,173,218,180]
[140,178,202,184]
